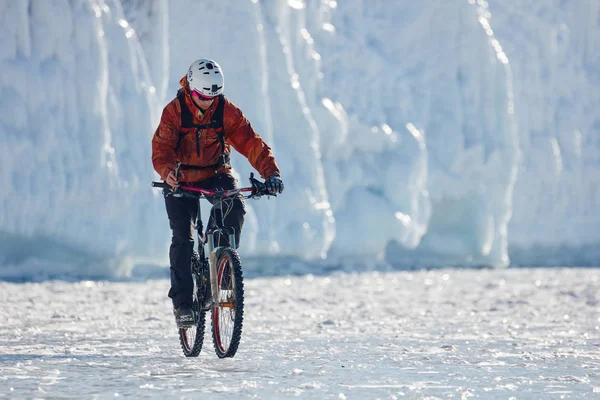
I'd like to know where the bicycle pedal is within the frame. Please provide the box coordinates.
[176,316,195,329]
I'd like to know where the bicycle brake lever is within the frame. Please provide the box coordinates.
[249,172,265,195]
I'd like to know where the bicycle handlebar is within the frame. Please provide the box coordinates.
[151,181,173,190]
[151,173,275,199]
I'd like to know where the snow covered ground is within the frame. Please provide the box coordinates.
[1,267,599,399]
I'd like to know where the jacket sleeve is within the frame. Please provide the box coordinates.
[151,101,180,180]
[224,102,280,179]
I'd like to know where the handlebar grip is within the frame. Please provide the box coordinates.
[151,181,171,189]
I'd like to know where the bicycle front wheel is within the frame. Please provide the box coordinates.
[211,247,244,358]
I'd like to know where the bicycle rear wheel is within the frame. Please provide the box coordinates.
[179,253,207,357]
[211,247,244,358]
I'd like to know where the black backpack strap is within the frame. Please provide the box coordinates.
[175,89,192,150]
[211,94,226,152]
[177,89,194,128]
[179,153,230,171]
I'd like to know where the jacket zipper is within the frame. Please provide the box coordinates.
[196,128,201,157]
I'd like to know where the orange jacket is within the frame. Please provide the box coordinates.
[152,76,280,183]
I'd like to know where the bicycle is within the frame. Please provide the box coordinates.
[152,172,274,358]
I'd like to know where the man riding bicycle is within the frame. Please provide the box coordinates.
[151,58,284,328]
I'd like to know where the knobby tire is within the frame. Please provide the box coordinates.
[179,252,207,357]
[211,247,244,358]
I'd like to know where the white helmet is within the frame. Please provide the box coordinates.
[187,58,224,97]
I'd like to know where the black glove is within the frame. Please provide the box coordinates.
[265,174,284,194]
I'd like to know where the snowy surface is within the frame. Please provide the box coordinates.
[1,268,599,398]
[0,0,599,279]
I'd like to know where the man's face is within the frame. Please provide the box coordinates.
[191,89,215,111]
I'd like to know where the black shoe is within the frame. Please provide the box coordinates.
[173,306,195,328]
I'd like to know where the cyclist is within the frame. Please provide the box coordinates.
[152,58,284,328]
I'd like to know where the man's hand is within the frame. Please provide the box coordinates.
[166,170,180,189]
[265,174,284,194]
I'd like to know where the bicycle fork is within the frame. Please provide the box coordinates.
[203,197,237,307]
[206,228,236,306]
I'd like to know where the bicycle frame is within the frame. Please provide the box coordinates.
[152,174,269,309]
[187,186,251,308]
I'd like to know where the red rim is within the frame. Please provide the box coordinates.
[181,328,192,352]
[212,256,231,353]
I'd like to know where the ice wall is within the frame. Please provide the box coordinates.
[0,0,169,278]
[304,0,519,266]
[0,0,598,279]
[487,2,600,265]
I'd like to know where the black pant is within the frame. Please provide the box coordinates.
[165,173,245,308]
